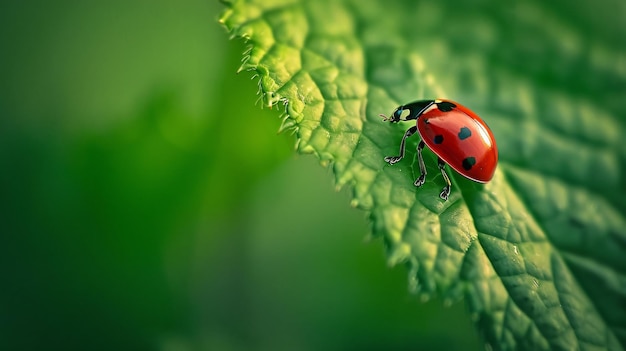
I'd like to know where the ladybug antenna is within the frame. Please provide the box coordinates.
[379,113,391,121]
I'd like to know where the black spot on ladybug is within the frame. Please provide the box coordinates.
[436,101,456,112]
[458,127,472,140]
[434,135,444,144]
[424,119,430,124]
[462,157,476,170]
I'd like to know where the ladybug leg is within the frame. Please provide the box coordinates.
[414,141,427,187]
[384,126,417,165]
[437,158,451,201]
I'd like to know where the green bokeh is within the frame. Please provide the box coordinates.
[0,1,479,350]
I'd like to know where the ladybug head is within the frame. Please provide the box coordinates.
[379,106,405,123]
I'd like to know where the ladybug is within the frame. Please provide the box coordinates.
[381,99,498,201]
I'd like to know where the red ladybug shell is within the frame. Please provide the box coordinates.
[417,99,498,182]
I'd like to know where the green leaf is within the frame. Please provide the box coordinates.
[219,0,626,349]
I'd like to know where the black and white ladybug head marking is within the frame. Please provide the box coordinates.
[380,106,405,123]
[392,107,404,121]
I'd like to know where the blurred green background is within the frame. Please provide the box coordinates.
[0,1,480,350]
